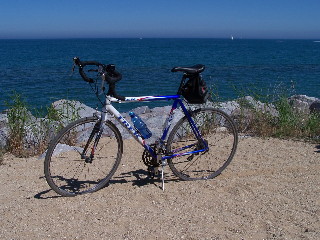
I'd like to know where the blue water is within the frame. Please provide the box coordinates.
[1,38,320,113]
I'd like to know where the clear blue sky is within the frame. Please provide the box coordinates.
[0,0,319,39]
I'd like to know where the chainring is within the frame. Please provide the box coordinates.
[142,144,160,167]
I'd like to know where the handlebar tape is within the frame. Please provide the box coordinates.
[107,83,126,101]
[103,71,125,100]
[73,57,125,100]
[103,71,122,84]
[79,68,94,83]
[74,57,102,83]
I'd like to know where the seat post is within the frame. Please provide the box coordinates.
[177,74,188,95]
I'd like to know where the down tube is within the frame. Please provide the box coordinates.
[106,104,157,159]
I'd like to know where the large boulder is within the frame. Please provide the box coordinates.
[51,99,97,123]
[115,105,183,142]
[289,95,320,114]
[309,101,320,114]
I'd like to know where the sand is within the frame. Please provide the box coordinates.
[0,136,319,239]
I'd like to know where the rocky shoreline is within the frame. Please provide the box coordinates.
[0,94,319,152]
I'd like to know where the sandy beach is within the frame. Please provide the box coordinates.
[0,136,319,239]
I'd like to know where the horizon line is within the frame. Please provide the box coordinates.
[1,36,320,41]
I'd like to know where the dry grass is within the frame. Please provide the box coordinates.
[4,93,81,157]
[3,91,320,158]
[237,96,320,143]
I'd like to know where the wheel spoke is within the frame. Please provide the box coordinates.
[167,108,238,180]
[44,117,123,196]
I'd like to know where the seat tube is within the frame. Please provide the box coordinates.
[179,101,202,140]
[160,99,180,142]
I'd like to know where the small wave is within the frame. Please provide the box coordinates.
[313,41,320,43]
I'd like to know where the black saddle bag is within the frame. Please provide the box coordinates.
[179,74,209,104]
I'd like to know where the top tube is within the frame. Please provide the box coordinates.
[108,94,180,103]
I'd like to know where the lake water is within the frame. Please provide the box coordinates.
[1,38,319,113]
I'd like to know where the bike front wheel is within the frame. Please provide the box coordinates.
[44,117,123,197]
[166,108,238,181]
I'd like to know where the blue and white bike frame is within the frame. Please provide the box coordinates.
[100,94,209,162]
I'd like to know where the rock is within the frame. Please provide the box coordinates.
[2,95,320,155]
[309,101,320,114]
[51,99,97,122]
[145,106,184,143]
[238,96,278,117]
[112,105,184,142]
[0,113,8,148]
[39,143,84,159]
[216,100,240,116]
[130,106,151,115]
[0,113,8,124]
[0,128,8,148]
[289,95,320,114]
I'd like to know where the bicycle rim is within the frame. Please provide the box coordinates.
[44,117,123,196]
[167,108,238,180]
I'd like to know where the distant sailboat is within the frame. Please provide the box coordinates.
[231,35,234,40]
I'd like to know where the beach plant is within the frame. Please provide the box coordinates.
[41,104,65,134]
[302,112,320,141]
[228,79,320,142]
[273,96,301,138]
[27,100,82,156]
[230,82,274,134]
[234,97,255,133]
[208,81,222,104]
[4,92,83,157]
[235,94,320,142]
[235,96,275,136]
[5,92,31,157]
[26,113,53,156]
[57,100,82,125]
[271,96,319,142]
[46,100,83,146]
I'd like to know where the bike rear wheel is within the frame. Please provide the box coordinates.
[44,117,123,197]
[166,108,238,181]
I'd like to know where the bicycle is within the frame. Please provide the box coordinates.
[44,57,238,197]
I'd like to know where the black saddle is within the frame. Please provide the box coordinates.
[171,64,205,74]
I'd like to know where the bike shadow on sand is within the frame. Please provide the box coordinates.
[108,168,180,189]
[34,176,64,199]
[34,169,180,199]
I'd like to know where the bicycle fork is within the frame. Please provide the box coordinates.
[81,120,103,163]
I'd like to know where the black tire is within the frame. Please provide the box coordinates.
[44,117,123,197]
[166,108,238,180]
